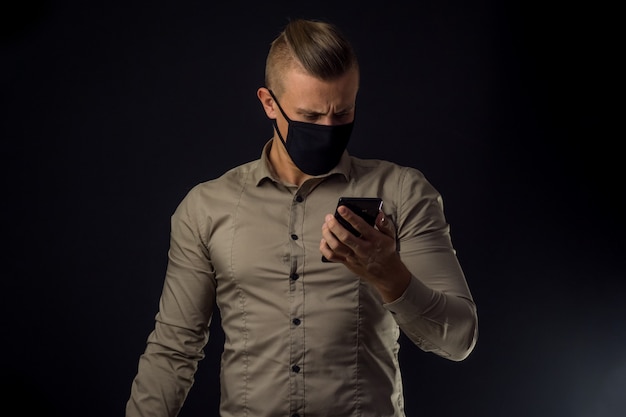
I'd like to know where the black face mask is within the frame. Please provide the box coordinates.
[269,90,354,176]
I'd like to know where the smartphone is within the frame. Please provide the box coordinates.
[322,197,383,262]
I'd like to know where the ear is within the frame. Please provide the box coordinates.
[257,87,277,119]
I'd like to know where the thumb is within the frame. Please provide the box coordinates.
[375,211,396,238]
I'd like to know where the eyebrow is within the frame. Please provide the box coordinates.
[295,104,355,116]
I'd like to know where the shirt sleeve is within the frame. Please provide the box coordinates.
[126,188,217,417]
[382,167,478,361]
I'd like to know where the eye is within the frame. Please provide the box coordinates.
[303,114,321,122]
[335,112,352,122]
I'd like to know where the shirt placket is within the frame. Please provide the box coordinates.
[288,190,306,417]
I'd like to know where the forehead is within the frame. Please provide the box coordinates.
[280,66,360,108]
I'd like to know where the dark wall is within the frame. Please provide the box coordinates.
[1,1,623,416]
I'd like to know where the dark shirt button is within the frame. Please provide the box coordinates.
[290,273,299,281]
[292,318,301,326]
[295,195,303,202]
[292,365,300,373]
[291,234,298,240]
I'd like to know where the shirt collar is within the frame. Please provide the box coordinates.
[253,138,351,186]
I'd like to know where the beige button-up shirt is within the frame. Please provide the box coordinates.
[126,140,478,417]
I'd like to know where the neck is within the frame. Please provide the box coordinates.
[268,137,312,187]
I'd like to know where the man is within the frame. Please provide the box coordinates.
[126,18,478,417]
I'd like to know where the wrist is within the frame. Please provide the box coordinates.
[374,262,411,303]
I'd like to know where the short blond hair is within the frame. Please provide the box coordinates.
[264,19,359,95]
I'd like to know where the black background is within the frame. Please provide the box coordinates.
[1,1,624,416]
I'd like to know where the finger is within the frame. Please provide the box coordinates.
[320,238,335,262]
[321,215,351,258]
[321,216,342,247]
[320,236,348,263]
[336,206,370,238]
[375,211,396,238]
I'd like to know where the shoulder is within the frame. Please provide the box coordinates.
[175,159,261,216]
[189,159,259,197]
[350,154,424,174]
[347,155,443,218]
[348,155,433,191]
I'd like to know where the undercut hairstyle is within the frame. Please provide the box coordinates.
[264,18,359,95]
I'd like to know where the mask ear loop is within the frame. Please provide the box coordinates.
[268,89,290,146]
